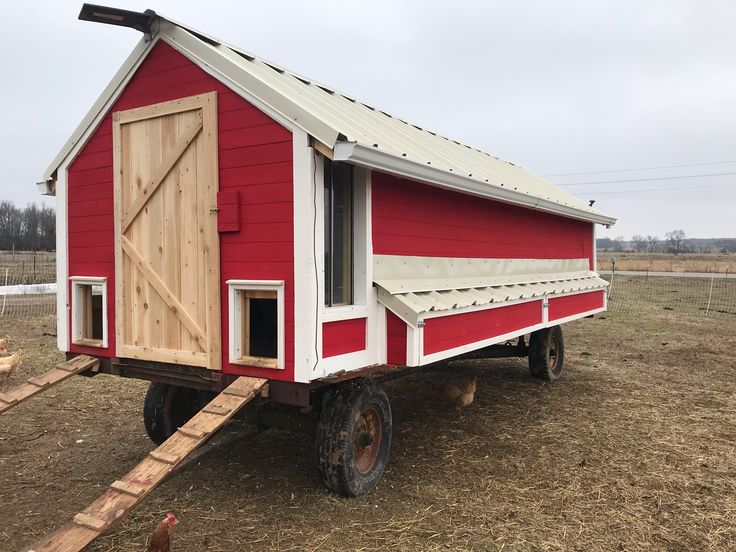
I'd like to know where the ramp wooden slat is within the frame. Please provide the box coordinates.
[0,355,99,415]
[27,376,267,552]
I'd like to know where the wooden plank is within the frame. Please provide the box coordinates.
[148,450,181,465]
[27,376,267,552]
[202,404,231,416]
[110,480,146,497]
[0,355,99,415]
[201,91,222,371]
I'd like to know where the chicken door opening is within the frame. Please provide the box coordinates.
[238,290,278,366]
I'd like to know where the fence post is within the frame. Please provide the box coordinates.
[705,270,715,317]
[608,257,616,301]
[1,267,7,318]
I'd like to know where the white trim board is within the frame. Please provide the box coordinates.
[69,276,109,349]
[226,279,285,370]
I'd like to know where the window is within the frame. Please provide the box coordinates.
[227,280,284,369]
[70,277,107,348]
[324,159,353,307]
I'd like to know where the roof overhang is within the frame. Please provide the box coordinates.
[334,141,617,226]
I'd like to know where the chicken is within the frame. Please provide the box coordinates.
[0,336,9,356]
[146,512,178,552]
[433,375,477,410]
[0,350,22,378]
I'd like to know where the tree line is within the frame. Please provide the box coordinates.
[598,230,736,255]
[0,201,55,251]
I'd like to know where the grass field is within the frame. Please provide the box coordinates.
[1,284,735,551]
[597,251,736,273]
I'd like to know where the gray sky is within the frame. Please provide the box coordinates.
[2,0,734,240]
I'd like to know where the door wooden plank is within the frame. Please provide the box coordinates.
[161,113,182,351]
[200,92,222,370]
[26,376,268,552]
[121,236,208,351]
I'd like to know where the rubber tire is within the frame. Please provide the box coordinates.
[528,325,565,382]
[315,380,392,497]
[143,382,206,445]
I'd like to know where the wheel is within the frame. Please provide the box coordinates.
[143,382,207,445]
[528,325,565,382]
[315,379,392,497]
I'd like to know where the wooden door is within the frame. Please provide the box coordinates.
[113,92,221,369]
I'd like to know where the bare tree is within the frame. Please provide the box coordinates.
[646,235,659,253]
[613,235,626,251]
[665,229,687,256]
[0,201,55,251]
[631,235,646,252]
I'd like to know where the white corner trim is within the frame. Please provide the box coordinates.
[69,276,108,349]
[334,141,617,227]
[56,167,69,352]
[292,131,319,383]
[226,279,285,370]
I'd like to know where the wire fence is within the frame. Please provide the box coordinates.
[601,270,736,319]
[0,251,56,320]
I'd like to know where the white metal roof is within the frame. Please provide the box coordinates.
[373,256,608,326]
[44,10,616,226]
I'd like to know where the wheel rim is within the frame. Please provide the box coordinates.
[548,335,561,374]
[354,405,382,475]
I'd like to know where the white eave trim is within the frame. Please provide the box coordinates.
[334,142,617,227]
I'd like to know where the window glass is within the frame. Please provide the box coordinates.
[324,160,353,306]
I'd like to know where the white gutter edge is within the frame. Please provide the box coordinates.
[334,142,617,227]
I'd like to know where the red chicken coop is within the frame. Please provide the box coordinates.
[11,4,616,550]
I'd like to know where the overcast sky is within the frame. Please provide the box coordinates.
[1,0,734,240]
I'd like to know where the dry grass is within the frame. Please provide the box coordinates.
[597,252,736,273]
[1,299,736,551]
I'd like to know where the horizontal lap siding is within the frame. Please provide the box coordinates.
[423,301,542,355]
[372,172,594,265]
[322,318,367,358]
[386,311,407,365]
[548,291,605,321]
[68,41,296,381]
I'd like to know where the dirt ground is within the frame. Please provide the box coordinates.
[1,306,735,552]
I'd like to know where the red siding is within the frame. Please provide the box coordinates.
[322,318,367,358]
[548,291,605,322]
[372,172,594,267]
[67,42,296,381]
[386,311,407,365]
[423,301,542,356]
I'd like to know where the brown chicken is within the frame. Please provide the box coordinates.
[146,513,178,552]
[0,350,22,378]
[433,375,477,410]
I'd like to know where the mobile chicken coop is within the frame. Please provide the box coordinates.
[10,4,617,550]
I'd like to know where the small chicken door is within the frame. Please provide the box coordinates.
[113,92,221,369]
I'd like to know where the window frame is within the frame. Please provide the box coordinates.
[70,276,108,348]
[227,279,285,370]
[324,160,355,308]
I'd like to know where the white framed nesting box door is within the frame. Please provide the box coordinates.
[112,92,221,369]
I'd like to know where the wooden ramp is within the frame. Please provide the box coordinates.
[0,355,99,415]
[26,376,268,552]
